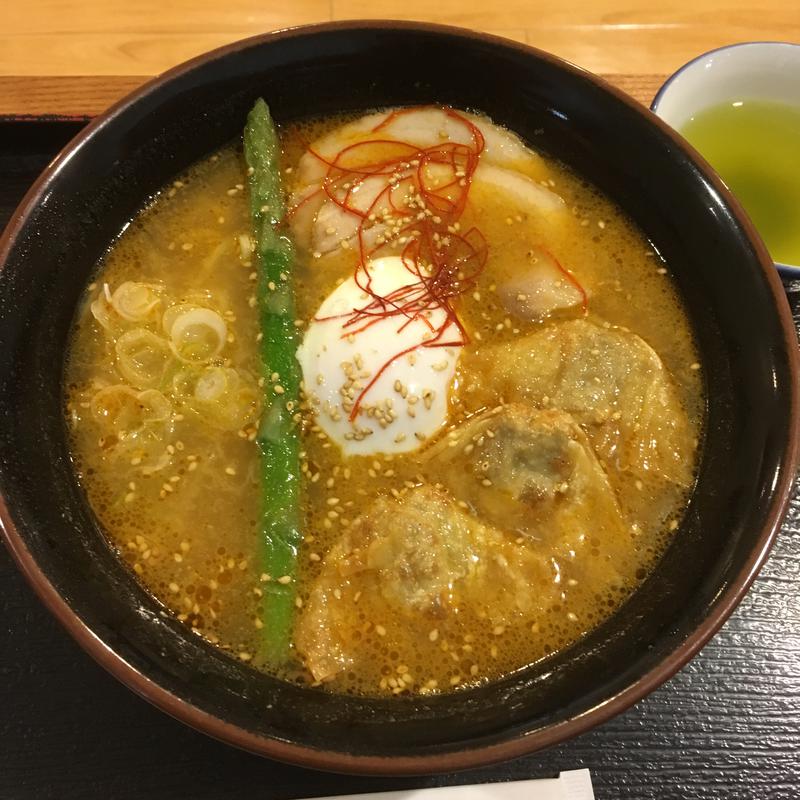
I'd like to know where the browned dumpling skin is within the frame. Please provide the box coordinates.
[295,486,550,682]
[462,319,696,486]
[295,406,631,683]
[423,405,630,551]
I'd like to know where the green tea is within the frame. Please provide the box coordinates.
[680,100,800,266]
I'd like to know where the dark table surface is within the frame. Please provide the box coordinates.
[1,121,799,800]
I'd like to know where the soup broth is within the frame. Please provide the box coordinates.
[65,108,703,696]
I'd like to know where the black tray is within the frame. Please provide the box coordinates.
[1,120,799,800]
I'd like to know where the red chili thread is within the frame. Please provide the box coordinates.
[291,107,587,419]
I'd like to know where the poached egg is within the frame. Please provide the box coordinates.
[297,257,462,456]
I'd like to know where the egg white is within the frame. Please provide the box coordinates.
[297,257,461,456]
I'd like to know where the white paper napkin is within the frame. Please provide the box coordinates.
[305,769,594,800]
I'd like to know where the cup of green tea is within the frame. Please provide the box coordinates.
[652,42,800,277]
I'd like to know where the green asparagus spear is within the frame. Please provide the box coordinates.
[244,98,302,664]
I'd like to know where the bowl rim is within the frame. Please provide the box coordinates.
[650,40,800,278]
[1,19,798,775]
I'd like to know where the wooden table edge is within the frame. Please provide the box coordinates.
[0,74,666,118]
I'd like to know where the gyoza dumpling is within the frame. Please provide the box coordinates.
[462,319,696,486]
[295,406,634,683]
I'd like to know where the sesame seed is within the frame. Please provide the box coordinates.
[277,575,292,585]
[375,624,387,637]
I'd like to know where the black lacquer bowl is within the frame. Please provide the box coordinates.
[0,22,797,775]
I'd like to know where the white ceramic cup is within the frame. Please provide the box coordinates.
[652,42,800,276]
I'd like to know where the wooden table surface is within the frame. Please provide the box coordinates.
[1,0,799,116]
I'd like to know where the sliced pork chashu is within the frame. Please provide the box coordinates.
[287,107,567,256]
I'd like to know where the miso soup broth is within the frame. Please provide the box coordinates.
[65,107,703,696]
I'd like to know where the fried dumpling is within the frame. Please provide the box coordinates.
[295,407,634,683]
[424,405,629,549]
[295,486,555,682]
[462,319,696,486]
